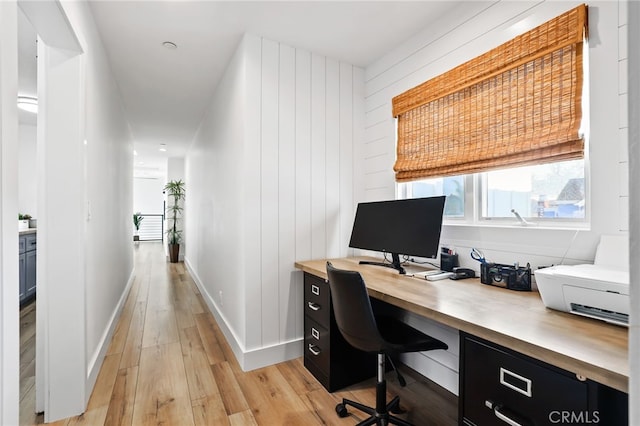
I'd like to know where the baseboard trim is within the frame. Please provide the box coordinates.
[243,337,303,371]
[184,257,302,372]
[85,269,135,404]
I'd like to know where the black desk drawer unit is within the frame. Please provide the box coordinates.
[304,273,331,326]
[303,272,377,392]
[459,332,627,426]
[305,316,330,373]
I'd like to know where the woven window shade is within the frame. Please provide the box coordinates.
[392,5,587,182]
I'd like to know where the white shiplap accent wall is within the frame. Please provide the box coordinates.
[619,0,630,231]
[359,1,628,395]
[186,34,363,370]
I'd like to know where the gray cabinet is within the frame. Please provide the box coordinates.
[19,233,36,304]
[25,249,37,297]
[19,252,26,300]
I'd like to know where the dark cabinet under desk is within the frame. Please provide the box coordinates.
[303,272,377,392]
[459,332,627,426]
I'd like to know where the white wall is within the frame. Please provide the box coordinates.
[360,1,628,394]
[186,38,247,355]
[18,123,37,217]
[618,1,631,232]
[71,0,134,397]
[37,34,87,420]
[185,33,364,370]
[167,157,184,184]
[0,1,20,423]
[32,1,133,421]
[133,177,164,214]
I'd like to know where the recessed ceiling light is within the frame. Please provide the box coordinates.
[17,96,38,114]
[162,41,177,50]
[159,143,167,152]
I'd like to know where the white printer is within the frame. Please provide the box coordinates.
[535,235,629,326]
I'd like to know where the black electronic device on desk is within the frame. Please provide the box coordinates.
[450,267,475,280]
[480,262,532,291]
[349,196,446,275]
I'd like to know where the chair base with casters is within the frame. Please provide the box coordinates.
[336,353,412,426]
[326,262,449,426]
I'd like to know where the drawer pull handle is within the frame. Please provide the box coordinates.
[493,405,524,426]
[499,367,532,397]
[311,327,320,340]
[308,344,321,356]
[307,302,321,311]
[311,284,320,296]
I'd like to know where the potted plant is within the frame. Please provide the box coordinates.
[18,214,31,231]
[133,212,144,241]
[164,179,185,262]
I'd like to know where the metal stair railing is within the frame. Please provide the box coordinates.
[137,214,164,241]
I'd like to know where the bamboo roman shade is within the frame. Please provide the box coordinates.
[392,5,588,181]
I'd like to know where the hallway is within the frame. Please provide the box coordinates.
[26,242,455,425]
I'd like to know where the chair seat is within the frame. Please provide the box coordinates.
[326,262,448,425]
[376,315,448,355]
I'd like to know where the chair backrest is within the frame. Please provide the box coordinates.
[326,262,385,353]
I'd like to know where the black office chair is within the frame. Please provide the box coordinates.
[326,262,448,426]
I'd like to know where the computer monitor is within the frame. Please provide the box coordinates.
[349,196,446,274]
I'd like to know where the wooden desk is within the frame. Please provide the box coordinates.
[295,257,628,393]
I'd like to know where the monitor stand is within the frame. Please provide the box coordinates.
[359,253,406,274]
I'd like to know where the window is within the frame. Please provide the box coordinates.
[400,158,586,224]
[481,160,585,220]
[400,176,465,218]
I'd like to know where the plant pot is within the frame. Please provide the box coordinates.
[133,235,140,241]
[18,220,29,231]
[168,243,180,263]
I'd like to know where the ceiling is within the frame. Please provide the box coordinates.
[20,1,465,178]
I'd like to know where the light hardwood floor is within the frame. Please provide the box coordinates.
[20,300,42,425]
[20,242,457,425]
